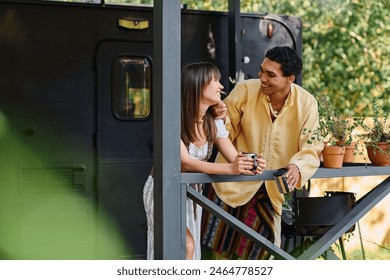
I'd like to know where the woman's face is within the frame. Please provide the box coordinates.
[202,75,224,106]
[258,58,291,96]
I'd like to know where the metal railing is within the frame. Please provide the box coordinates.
[182,165,390,260]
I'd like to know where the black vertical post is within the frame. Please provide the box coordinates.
[153,0,185,259]
[228,0,242,90]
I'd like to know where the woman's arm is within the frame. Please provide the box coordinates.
[180,140,253,175]
[214,137,238,163]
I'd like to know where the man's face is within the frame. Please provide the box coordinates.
[258,58,291,95]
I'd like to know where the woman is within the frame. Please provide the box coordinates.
[143,62,266,260]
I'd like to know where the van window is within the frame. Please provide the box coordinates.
[113,57,151,120]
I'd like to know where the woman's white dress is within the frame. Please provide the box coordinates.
[143,119,228,260]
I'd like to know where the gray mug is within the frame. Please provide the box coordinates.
[243,152,257,172]
[273,168,290,194]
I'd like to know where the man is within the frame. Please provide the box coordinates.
[201,46,323,259]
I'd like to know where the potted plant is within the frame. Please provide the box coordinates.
[331,116,361,163]
[304,95,344,168]
[358,101,390,166]
[304,94,361,167]
[321,121,346,169]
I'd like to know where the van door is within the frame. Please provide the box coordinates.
[96,41,153,259]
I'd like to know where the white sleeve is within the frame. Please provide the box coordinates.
[215,119,229,138]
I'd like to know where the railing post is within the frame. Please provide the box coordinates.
[153,0,184,260]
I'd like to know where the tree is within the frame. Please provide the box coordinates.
[183,0,389,117]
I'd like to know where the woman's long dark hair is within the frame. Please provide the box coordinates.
[181,62,221,148]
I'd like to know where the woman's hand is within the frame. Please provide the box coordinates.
[255,153,266,174]
[231,152,261,175]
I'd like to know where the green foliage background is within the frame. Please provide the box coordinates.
[111,0,389,116]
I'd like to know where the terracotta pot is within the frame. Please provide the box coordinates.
[336,141,356,163]
[366,142,390,166]
[322,145,345,168]
[319,141,329,162]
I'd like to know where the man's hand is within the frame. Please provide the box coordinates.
[285,164,301,191]
[210,101,227,121]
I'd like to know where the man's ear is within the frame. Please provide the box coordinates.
[288,75,296,83]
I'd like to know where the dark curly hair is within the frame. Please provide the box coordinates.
[265,46,302,77]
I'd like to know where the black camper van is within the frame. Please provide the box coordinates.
[0,0,302,259]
